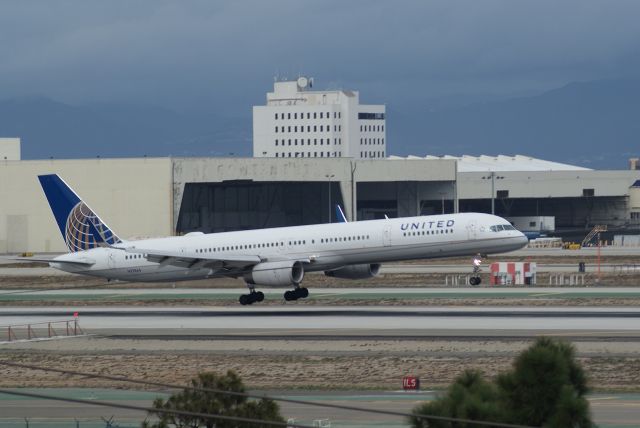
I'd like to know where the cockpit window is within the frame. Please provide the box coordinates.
[490,224,516,232]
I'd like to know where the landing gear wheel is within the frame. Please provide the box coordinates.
[284,287,309,301]
[469,277,481,286]
[239,291,265,305]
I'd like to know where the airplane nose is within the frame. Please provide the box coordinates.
[517,232,529,248]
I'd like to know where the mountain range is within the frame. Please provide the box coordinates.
[1,78,638,169]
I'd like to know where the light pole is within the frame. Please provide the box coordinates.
[482,172,504,215]
[325,174,335,222]
[438,191,446,214]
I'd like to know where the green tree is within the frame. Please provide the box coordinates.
[409,369,504,428]
[497,337,593,427]
[142,370,285,428]
[409,337,594,428]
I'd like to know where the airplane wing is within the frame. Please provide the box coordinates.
[122,247,261,270]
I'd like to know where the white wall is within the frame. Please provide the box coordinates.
[0,138,20,160]
[0,158,172,253]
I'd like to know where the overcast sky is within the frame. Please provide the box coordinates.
[1,0,639,115]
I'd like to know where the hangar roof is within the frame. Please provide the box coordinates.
[388,154,591,173]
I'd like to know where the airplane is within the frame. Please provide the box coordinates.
[28,174,528,305]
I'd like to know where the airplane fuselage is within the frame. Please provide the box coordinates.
[51,212,528,283]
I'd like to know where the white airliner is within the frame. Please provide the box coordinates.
[32,174,528,305]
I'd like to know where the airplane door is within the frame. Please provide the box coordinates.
[466,220,478,240]
[107,251,116,269]
[383,224,392,247]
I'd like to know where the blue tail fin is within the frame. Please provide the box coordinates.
[335,204,348,223]
[38,174,121,252]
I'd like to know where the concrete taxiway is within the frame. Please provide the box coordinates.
[0,389,636,428]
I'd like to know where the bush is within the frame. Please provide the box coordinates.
[143,370,285,428]
[409,337,594,428]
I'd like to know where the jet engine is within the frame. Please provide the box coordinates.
[244,260,304,286]
[324,263,381,279]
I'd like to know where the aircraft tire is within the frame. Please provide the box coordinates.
[298,287,309,298]
[239,294,250,305]
[256,291,265,302]
[284,290,297,301]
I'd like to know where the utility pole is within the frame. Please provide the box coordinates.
[325,174,334,223]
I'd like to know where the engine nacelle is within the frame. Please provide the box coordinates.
[324,263,381,280]
[244,260,305,287]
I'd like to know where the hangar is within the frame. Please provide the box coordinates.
[1,140,639,253]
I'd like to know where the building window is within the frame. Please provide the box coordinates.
[275,140,278,146]
[496,190,509,199]
[320,152,324,157]
[294,113,297,119]
[288,139,291,146]
[288,113,291,119]
[314,126,317,132]
[583,188,595,197]
[314,139,317,145]
[314,112,317,119]
[307,113,310,119]
[288,126,291,132]
[275,153,278,158]
[275,127,278,133]
[358,112,385,120]
[314,152,317,157]
[275,113,278,120]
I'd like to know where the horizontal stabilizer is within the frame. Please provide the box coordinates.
[10,257,95,266]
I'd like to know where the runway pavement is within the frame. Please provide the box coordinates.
[1,305,640,338]
[1,286,640,303]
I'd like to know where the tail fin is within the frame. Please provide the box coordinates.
[38,174,121,252]
[335,204,348,223]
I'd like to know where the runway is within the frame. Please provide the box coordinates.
[2,286,640,302]
[2,305,640,338]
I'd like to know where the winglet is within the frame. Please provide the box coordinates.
[335,205,348,223]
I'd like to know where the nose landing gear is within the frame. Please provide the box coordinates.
[470,254,482,286]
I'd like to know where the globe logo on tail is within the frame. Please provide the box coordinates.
[64,202,121,252]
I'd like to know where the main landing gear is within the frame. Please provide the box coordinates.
[284,287,309,301]
[239,289,265,305]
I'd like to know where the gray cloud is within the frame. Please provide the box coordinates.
[0,0,639,113]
